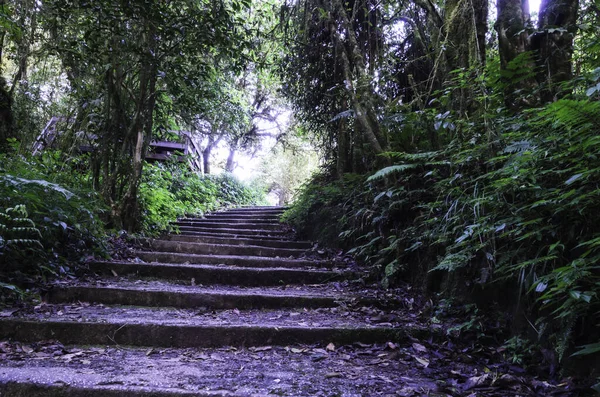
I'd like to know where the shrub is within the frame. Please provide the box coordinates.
[139,162,267,235]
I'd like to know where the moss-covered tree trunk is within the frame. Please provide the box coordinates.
[534,0,579,101]
[443,0,488,115]
[0,0,14,149]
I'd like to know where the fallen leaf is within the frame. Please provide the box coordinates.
[464,373,490,390]
[290,348,305,354]
[252,346,272,352]
[412,343,427,353]
[326,343,335,352]
[386,342,398,350]
[0,310,17,317]
[414,356,429,368]
[110,269,118,277]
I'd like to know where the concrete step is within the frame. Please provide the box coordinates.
[176,226,288,236]
[144,239,307,258]
[221,206,286,212]
[0,341,423,397]
[132,251,330,269]
[217,210,285,216]
[46,282,352,310]
[175,231,297,241]
[228,205,287,211]
[89,261,346,286]
[184,217,281,224]
[0,304,422,348]
[174,221,284,231]
[164,234,313,249]
[203,212,281,222]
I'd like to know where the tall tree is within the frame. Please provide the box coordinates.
[534,0,580,101]
[42,0,251,230]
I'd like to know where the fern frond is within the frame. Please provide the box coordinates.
[9,218,36,227]
[542,100,600,132]
[367,164,418,182]
[5,239,44,248]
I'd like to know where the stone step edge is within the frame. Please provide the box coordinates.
[132,251,333,269]
[164,235,313,249]
[174,222,284,230]
[173,232,299,242]
[47,285,354,310]
[0,318,434,348]
[88,262,349,286]
[142,239,308,258]
[0,383,222,397]
[176,227,289,235]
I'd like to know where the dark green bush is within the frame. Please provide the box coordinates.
[139,162,267,235]
[286,97,600,368]
[0,149,107,281]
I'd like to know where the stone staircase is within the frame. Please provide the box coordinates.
[0,206,433,396]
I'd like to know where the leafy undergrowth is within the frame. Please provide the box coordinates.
[285,98,600,382]
[0,149,107,303]
[1,149,267,302]
[139,162,267,235]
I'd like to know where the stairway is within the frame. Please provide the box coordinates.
[0,206,432,396]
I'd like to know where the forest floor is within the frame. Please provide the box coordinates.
[0,207,594,396]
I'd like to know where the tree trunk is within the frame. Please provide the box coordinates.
[0,78,12,150]
[329,0,386,157]
[336,117,348,178]
[120,23,158,232]
[444,0,488,71]
[533,0,579,101]
[0,0,13,148]
[495,0,536,108]
[496,0,530,69]
[225,147,236,173]
[203,145,212,175]
[9,0,37,99]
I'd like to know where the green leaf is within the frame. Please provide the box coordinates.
[571,343,600,357]
[367,165,417,182]
[564,173,583,185]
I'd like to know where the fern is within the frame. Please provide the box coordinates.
[367,164,418,181]
[0,205,44,263]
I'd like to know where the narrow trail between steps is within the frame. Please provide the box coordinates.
[0,207,584,396]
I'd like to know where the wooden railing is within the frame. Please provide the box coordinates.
[32,119,203,171]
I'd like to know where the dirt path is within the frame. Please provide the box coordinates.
[0,207,587,396]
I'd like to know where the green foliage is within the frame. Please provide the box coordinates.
[139,162,266,235]
[0,151,107,279]
[283,171,369,245]
[288,85,600,368]
[0,204,43,269]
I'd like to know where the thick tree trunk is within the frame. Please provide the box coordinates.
[202,146,212,175]
[534,0,579,101]
[495,0,536,108]
[225,147,236,173]
[443,0,488,115]
[496,0,530,69]
[444,0,488,71]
